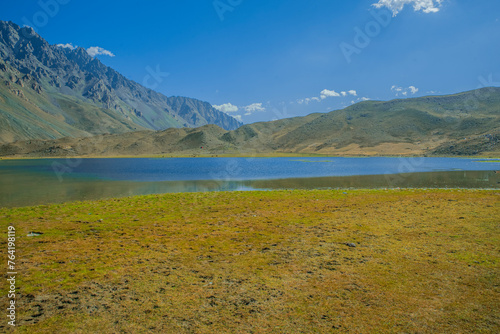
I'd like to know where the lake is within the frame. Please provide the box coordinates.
[0,157,499,207]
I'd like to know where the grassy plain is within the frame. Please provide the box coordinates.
[1,189,499,333]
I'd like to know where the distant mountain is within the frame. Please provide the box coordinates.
[2,88,499,157]
[239,87,500,155]
[0,21,241,143]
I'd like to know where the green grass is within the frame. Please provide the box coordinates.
[0,189,498,333]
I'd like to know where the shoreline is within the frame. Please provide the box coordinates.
[2,185,499,210]
[1,154,500,160]
[1,166,499,208]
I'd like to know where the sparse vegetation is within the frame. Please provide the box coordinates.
[1,189,498,333]
[2,88,499,158]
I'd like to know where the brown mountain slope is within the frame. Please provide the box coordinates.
[1,88,499,157]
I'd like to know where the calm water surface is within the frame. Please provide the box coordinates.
[0,157,499,207]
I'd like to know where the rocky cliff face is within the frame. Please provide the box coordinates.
[0,21,241,143]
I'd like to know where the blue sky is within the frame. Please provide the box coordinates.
[2,0,499,123]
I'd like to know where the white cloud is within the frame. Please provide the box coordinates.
[57,44,116,58]
[361,97,371,101]
[86,46,115,57]
[213,103,239,113]
[320,89,357,100]
[391,85,420,97]
[373,0,442,17]
[244,103,265,113]
[233,115,243,122]
[298,88,359,104]
[320,89,341,99]
[57,43,77,50]
[298,97,319,105]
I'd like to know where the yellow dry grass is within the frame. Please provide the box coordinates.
[0,189,498,333]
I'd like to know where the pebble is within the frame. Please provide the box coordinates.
[346,242,356,248]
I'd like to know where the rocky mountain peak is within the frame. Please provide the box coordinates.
[0,19,241,144]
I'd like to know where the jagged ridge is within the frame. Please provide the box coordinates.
[0,21,241,143]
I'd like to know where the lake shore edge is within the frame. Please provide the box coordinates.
[1,152,500,160]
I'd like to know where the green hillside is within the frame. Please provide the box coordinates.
[2,88,498,157]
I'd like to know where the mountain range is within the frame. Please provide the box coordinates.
[0,20,499,157]
[0,20,241,144]
[1,87,499,157]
